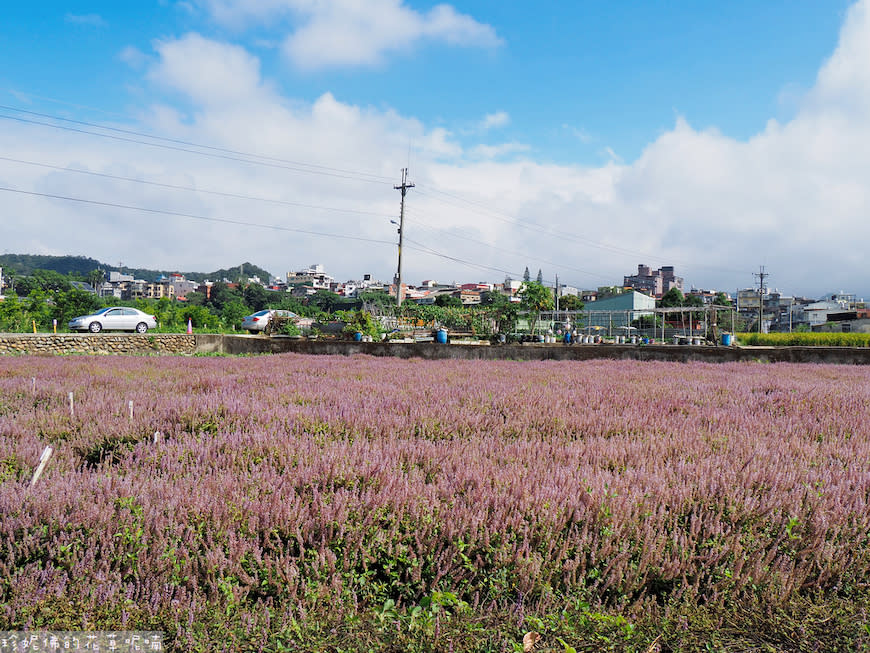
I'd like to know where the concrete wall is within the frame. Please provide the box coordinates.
[0,334,195,355]
[3,333,870,365]
[199,335,870,365]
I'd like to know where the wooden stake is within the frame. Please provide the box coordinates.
[68,392,74,417]
[30,446,53,486]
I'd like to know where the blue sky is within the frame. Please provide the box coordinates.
[2,1,850,161]
[0,1,867,296]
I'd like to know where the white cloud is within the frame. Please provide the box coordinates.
[147,34,273,107]
[5,2,870,297]
[119,46,150,70]
[481,111,509,130]
[194,0,502,69]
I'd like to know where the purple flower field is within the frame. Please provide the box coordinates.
[1,354,869,651]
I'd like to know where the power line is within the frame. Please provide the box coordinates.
[0,183,574,287]
[403,237,522,278]
[413,186,681,265]
[404,207,615,284]
[0,186,395,246]
[0,104,395,183]
[0,183,523,280]
[6,89,132,119]
[0,155,393,218]
[413,183,746,276]
[1,97,744,282]
[0,103,742,277]
[0,112,392,185]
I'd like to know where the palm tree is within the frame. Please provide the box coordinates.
[86,269,105,294]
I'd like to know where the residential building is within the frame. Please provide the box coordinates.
[108,271,134,284]
[503,277,523,297]
[287,264,334,289]
[623,264,683,298]
[290,285,318,298]
[685,289,726,305]
[169,273,199,299]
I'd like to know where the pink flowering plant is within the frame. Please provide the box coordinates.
[1,354,869,651]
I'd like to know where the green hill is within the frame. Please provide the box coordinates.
[0,254,273,284]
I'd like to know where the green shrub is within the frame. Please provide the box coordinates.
[337,310,381,339]
[280,320,301,336]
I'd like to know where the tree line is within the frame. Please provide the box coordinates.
[0,269,569,335]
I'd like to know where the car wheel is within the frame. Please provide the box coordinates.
[248,329,257,334]
[135,322,148,334]
[89,322,102,333]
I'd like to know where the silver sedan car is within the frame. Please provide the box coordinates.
[241,309,297,334]
[68,307,158,333]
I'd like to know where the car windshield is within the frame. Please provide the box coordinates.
[93,308,112,315]
[253,310,271,316]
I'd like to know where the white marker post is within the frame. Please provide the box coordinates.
[68,392,74,417]
[129,400,134,420]
[31,377,36,393]
[30,446,53,486]
[153,431,161,444]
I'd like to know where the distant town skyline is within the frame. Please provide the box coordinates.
[1,1,867,297]
[2,252,861,306]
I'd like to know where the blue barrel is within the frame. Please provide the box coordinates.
[436,328,448,344]
[564,331,572,344]
[353,332,363,341]
[721,333,733,346]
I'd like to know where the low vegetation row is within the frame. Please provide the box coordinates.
[2,356,869,651]
[738,331,870,347]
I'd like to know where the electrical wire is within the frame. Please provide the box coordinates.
[0,102,732,275]
[0,186,395,246]
[1,97,743,282]
[413,184,747,276]
[0,155,393,218]
[7,89,132,119]
[0,103,395,183]
[413,186,670,262]
[0,112,393,185]
[0,182,525,281]
[403,207,615,284]
[403,238,522,278]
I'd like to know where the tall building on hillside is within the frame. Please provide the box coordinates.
[623,264,683,298]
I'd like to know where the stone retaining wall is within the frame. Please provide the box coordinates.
[0,333,196,355]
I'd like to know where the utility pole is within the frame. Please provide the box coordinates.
[753,266,768,334]
[555,274,559,312]
[394,168,414,307]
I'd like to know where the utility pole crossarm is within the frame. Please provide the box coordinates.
[394,168,415,307]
